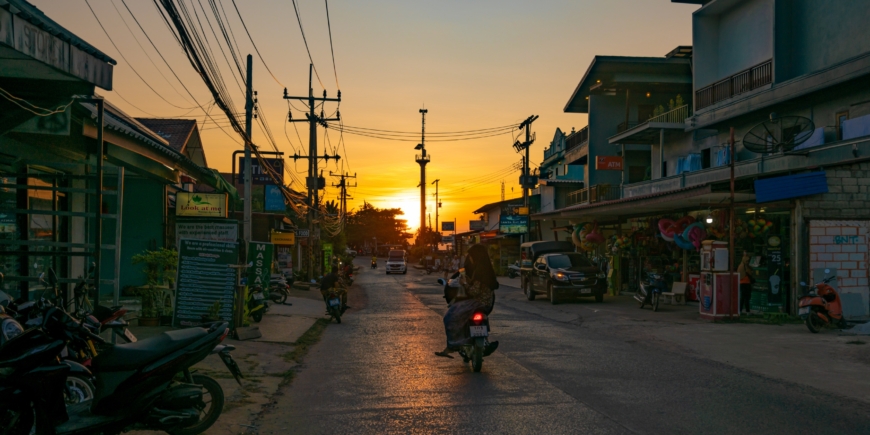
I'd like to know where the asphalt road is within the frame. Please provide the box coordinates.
[257,259,870,435]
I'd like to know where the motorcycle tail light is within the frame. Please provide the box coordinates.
[219,328,229,342]
[472,313,484,322]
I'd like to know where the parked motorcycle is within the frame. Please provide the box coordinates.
[507,261,520,279]
[799,271,847,333]
[634,272,666,311]
[268,274,290,305]
[0,301,243,435]
[325,289,343,324]
[247,285,268,323]
[437,278,495,372]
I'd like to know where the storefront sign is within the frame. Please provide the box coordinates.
[296,229,310,238]
[480,230,498,240]
[442,221,455,231]
[499,215,528,234]
[246,242,274,289]
[322,242,334,273]
[595,156,624,170]
[271,230,296,245]
[176,192,228,217]
[176,220,238,247]
[265,184,285,211]
[174,239,238,327]
[469,220,485,231]
[238,158,284,185]
[517,207,529,216]
[441,235,455,244]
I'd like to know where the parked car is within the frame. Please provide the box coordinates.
[385,249,407,274]
[525,252,607,304]
[345,248,357,257]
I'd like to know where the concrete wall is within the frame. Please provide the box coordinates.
[694,0,773,88]
[588,94,627,187]
[775,0,870,82]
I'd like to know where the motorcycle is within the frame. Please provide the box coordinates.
[507,261,520,279]
[0,300,243,435]
[437,277,495,373]
[634,272,665,311]
[268,275,290,305]
[247,285,268,323]
[325,288,343,324]
[799,271,847,333]
[371,259,377,269]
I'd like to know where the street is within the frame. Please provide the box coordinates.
[254,259,870,434]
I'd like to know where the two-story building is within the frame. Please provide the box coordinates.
[534,0,870,318]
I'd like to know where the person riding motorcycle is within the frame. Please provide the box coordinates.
[436,244,499,357]
[320,269,349,313]
[371,255,377,269]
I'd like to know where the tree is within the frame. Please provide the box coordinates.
[346,202,412,250]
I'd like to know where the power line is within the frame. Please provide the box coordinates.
[230,0,286,88]
[327,126,517,142]
[290,0,324,89]
[332,123,518,136]
[324,0,339,89]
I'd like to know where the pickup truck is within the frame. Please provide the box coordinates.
[519,241,606,304]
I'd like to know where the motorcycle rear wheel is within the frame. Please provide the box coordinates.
[271,289,288,305]
[252,310,264,323]
[168,374,225,435]
[64,374,96,405]
[331,307,342,324]
[472,339,484,373]
[805,311,822,333]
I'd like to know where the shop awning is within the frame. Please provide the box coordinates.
[755,172,827,203]
[532,184,756,222]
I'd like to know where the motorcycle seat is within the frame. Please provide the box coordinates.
[93,328,210,371]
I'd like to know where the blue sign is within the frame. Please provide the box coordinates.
[265,185,285,211]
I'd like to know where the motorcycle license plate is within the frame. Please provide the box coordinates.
[469,325,488,337]
[253,293,265,300]
[328,298,341,307]
[123,328,138,342]
[799,307,810,315]
[580,288,592,294]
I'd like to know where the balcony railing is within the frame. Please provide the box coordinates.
[566,183,618,207]
[565,126,589,151]
[696,59,772,110]
[543,145,560,161]
[616,104,690,135]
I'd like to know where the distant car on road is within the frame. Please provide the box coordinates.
[345,248,357,257]
[526,252,607,304]
[385,250,407,275]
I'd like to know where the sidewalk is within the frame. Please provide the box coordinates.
[496,275,870,404]
[127,288,328,435]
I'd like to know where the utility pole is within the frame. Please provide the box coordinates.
[432,179,440,234]
[514,115,539,243]
[330,171,357,226]
[415,109,429,235]
[284,64,341,280]
[244,55,254,244]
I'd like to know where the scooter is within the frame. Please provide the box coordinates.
[325,289,343,324]
[0,303,243,435]
[634,272,665,311]
[507,261,521,279]
[436,277,496,373]
[798,270,847,333]
[247,285,269,323]
[268,275,290,305]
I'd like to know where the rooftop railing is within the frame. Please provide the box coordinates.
[696,60,772,110]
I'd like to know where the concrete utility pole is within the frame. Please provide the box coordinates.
[415,109,429,235]
[284,64,341,280]
[514,115,539,243]
[244,55,254,244]
[330,171,356,226]
[432,178,440,234]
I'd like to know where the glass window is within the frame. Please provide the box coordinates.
[0,174,19,297]
[547,254,592,270]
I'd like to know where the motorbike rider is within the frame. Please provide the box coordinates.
[436,244,499,358]
[371,255,377,269]
[320,268,350,313]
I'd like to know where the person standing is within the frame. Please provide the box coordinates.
[737,251,754,314]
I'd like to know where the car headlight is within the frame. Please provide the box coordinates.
[2,318,24,340]
[553,272,570,282]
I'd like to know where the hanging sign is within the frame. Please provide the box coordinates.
[271,230,296,245]
[265,184,285,211]
[238,158,284,185]
[176,192,228,218]
[442,221,455,231]
[322,242,334,273]
[595,156,624,170]
[174,239,238,327]
[469,220,486,231]
[499,215,528,234]
[246,241,275,288]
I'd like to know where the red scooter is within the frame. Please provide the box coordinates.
[798,272,847,333]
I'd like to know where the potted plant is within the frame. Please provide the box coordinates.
[132,248,178,327]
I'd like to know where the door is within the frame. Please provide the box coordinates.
[532,257,547,292]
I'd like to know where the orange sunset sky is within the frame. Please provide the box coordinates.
[32,0,698,233]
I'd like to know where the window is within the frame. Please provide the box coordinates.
[836,111,849,141]
[701,148,711,169]
[546,254,593,270]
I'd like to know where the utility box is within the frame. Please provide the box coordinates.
[699,272,738,320]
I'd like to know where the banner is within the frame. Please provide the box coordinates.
[174,239,238,327]
[246,241,274,288]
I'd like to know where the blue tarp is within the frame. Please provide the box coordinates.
[754,172,828,203]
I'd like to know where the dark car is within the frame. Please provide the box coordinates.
[519,240,575,288]
[525,252,606,304]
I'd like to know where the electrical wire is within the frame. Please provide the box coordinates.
[324,0,339,89]
[0,86,73,116]
[229,0,286,88]
[290,0,324,89]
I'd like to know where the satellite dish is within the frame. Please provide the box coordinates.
[742,113,814,153]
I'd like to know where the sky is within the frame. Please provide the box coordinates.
[32,0,699,233]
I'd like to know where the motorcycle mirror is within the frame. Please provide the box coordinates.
[800,281,806,286]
